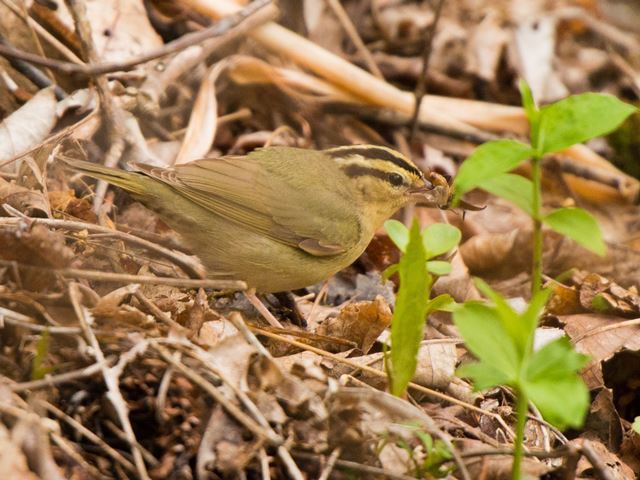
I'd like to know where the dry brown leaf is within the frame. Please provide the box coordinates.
[0,87,57,165]
[459,230,519,275]
[54,0,163,65]
[0,177,50,218]
[466,9,508,82]
[573,438,635,479]
[583,388,624,451]
[619,427,640,475]
[174,60,229,165]
[315,295,391,353]
[559,313,640,389]
[413,342,457,390]
[48,190,97,222]
[328,387,440,463]
[458,439,552,479]
[432,252,480,302]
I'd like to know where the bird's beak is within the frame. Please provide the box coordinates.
[408,178,434,197]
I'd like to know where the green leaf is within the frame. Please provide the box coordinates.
[632,417,640,434]
[382,263,399,282]
[456,362,513,390]
[452,140,533,202]
[426,293,456,313]
[453,302,520,383]
[390,220,432,396]
[31,330,51,381]
[519,79,540,146]
[537,93,637,154]
[520,288,552,350]
[543,207,606,256]
[474,279,532,357]
[524,337,590,429]
[422,223,461,258]
[426,260,452,276]
[384,219,409,252]
[481,173,534,217]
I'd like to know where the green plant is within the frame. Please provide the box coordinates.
[453,280,589,479]
[31,329,52,381]
[452,82,636,294]
[450,85,635,479]
[633,417,640,435]
[390,425,454,478]
[384,219,461,397]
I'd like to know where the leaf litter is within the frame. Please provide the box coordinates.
[0,0,640,478]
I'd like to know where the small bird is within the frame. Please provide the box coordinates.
[65,145,446,293]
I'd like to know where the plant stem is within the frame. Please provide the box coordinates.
[512,389,529,480]
[531,155,543,295]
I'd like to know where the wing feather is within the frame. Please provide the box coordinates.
[135,150,361,256]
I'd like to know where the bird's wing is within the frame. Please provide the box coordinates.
[135,152,361,256]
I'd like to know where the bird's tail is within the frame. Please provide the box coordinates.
[61,158,148,195]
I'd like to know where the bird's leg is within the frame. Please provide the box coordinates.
[244,289,284,329]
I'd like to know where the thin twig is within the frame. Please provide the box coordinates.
[292,451,419,480]
[10,359,113,392]
[325,0,383,78]
[580,441,616,480]
[317,447,342,480]
[0,306,82,335]
[0,36,66,99]
[103,420,160,467]
[68,282,150,480]
[0,0,84,64]
[41,400,138,475]
[0,0,274,78]
[0,259,245,290]
[153,344,283,445]
[259,448,271,480]
[409,0,447,141]
[134,290,188,332]
[49,433,104,479]
[0,216,205,278]
[250,325,515,438]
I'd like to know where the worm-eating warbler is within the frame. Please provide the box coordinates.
[65,145,446,292]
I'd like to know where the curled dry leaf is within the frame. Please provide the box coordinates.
[413,342,457,391]
[0,177,50,218]
[459,439,552,479]
[572,438,635,479]
[196,406,257,477]
[0,224,74,290]
[54,0,163,65]
[577,271,640,317]
[559,313,640,390]
[583,388,623,451]
[48,190,97,223]
[315,295,391,353]
[328,387,440,462]
[0,87,57,165]
[175,59,232,165]
[466,9,508,82]
[432,252,480,302]
[459,229,519,274]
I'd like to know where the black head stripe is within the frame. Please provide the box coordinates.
[327,147,422,178]
[343,164,396,185]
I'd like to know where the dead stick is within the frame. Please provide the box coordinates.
[0,0,275,77]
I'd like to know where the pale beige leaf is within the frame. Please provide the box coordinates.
[174,60,229,165]
[0,87,57,163]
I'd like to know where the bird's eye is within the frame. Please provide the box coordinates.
[387,172,404,187]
